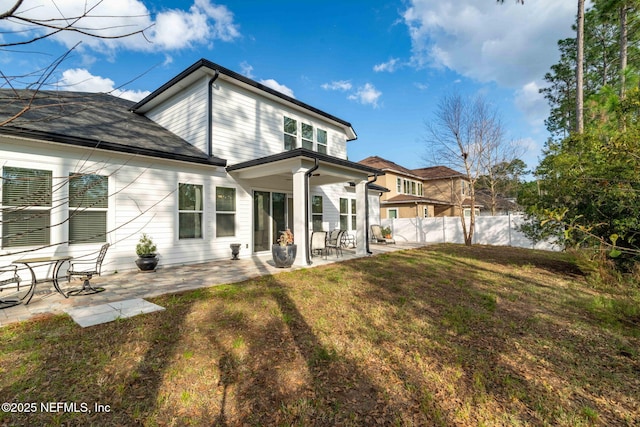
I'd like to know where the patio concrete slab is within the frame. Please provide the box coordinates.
[64,298,164,328]
[0,242,424,327]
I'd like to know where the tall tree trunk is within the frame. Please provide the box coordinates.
[619,4,628,98]
[576,0,585,134]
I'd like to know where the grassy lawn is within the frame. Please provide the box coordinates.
[1,244,639,426]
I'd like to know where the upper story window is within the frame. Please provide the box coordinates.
[301,123,313,150]
[69,173,108,244]
[283,117,297,150]
[283,116,327,153]
[317,129,327,154]
[396,178,402,193]
[1,166,52,248]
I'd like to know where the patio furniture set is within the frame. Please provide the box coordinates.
[0,243,109,309]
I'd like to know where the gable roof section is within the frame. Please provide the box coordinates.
[0,90,226,166]
[131,58,357,141]
[358,156,423,180]
[411,165,465,180]
[384,194,450,205]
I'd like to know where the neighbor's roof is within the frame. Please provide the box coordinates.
[411,166,465,180]
[131,58,357,141]
[384,194,451,205]
[358,156,423,179]
[0,90,226,166]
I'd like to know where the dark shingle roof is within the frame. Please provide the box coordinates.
[358,156,422,179]
[0,90,226,166]
[411,166,464,180]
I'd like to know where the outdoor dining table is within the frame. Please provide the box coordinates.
[13,256,72,304]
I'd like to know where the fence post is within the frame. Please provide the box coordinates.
[508,212,512,246]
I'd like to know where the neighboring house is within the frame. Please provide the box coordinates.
[473,189,521,216]
[0,58,383,272]
[358,156,476,219]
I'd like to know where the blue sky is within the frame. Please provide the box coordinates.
[1,0,582,173]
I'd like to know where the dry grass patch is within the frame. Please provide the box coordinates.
[0,244,638,426]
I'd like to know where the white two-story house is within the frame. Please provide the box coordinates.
[0,59,383,273]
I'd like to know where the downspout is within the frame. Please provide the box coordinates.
[207,70,220,157]
[305,158,320,264]
[365,173,379,255]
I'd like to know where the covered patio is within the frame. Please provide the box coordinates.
[227,148,383,266]
[0,242,423,327]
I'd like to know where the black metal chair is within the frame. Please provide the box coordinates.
[66,243,109,296]
[326,230,345,257]
[0,265,22,309]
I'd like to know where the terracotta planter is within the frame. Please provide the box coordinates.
[272,244,297,268]
[135,254,158,271]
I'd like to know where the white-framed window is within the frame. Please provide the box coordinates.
[284,116,328,153]
[403,179,409,194]
[1,166,52,248]
[216,187,236,237]
[312,195,323,231]
[351,199,357,230]
[179,183,203,239]
[418,183,423,196]
[68,173,108,244]
[284,116,297,150]
[396,178,402,193]
[317,129,327,154]
[339,198,349,230]
[339,198,357,230]
[411,181,416,195]
[463,208,480,217]
[388,208,398,219]
[301,123,314,150]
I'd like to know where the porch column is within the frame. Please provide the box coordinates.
[355,179,367,256]
[292,167,308,266]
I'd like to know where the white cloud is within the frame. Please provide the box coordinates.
[240,61,255,78]
[402,0,577,89]
[259,79,295,98]
[514,81,548,127]
[373,58,400,73]
[0,0,240,52]
[348,83,382,108]
[321,80,353,91]
[59,68,150,101]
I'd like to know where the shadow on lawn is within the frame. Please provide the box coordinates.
[339,247,639,425]
[200,257,400,425]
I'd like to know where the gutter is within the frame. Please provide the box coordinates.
[365,173,379,255]
[304,158,320,265]
[207,70,220,157]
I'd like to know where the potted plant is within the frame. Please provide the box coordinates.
[271,229,297,268]
[135,233,158,271]
[381,226,392,239]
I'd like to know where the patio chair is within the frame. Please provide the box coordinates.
[371,224,395,244]
[310,231,328,259]
[326,229,345,257]
[66,243,109,296]
[0,265,22,309]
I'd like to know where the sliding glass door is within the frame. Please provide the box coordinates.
[253,191,291,252]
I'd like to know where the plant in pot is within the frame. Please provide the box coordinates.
[381,226,392,239]
[135,233,158,271]
[271,229,296,268]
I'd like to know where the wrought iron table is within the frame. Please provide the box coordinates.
[13,256,72,304]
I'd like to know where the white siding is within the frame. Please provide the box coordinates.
[1,138,252,275]
[210,80,349,164]
[145,78,209,153]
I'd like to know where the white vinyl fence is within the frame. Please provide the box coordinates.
[380,214,559,251]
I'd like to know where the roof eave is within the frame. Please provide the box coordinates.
[131,59,357,140]
[0,127,227,167]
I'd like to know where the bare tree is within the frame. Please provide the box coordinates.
[424,94,506,245]
[0,0,151,123]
